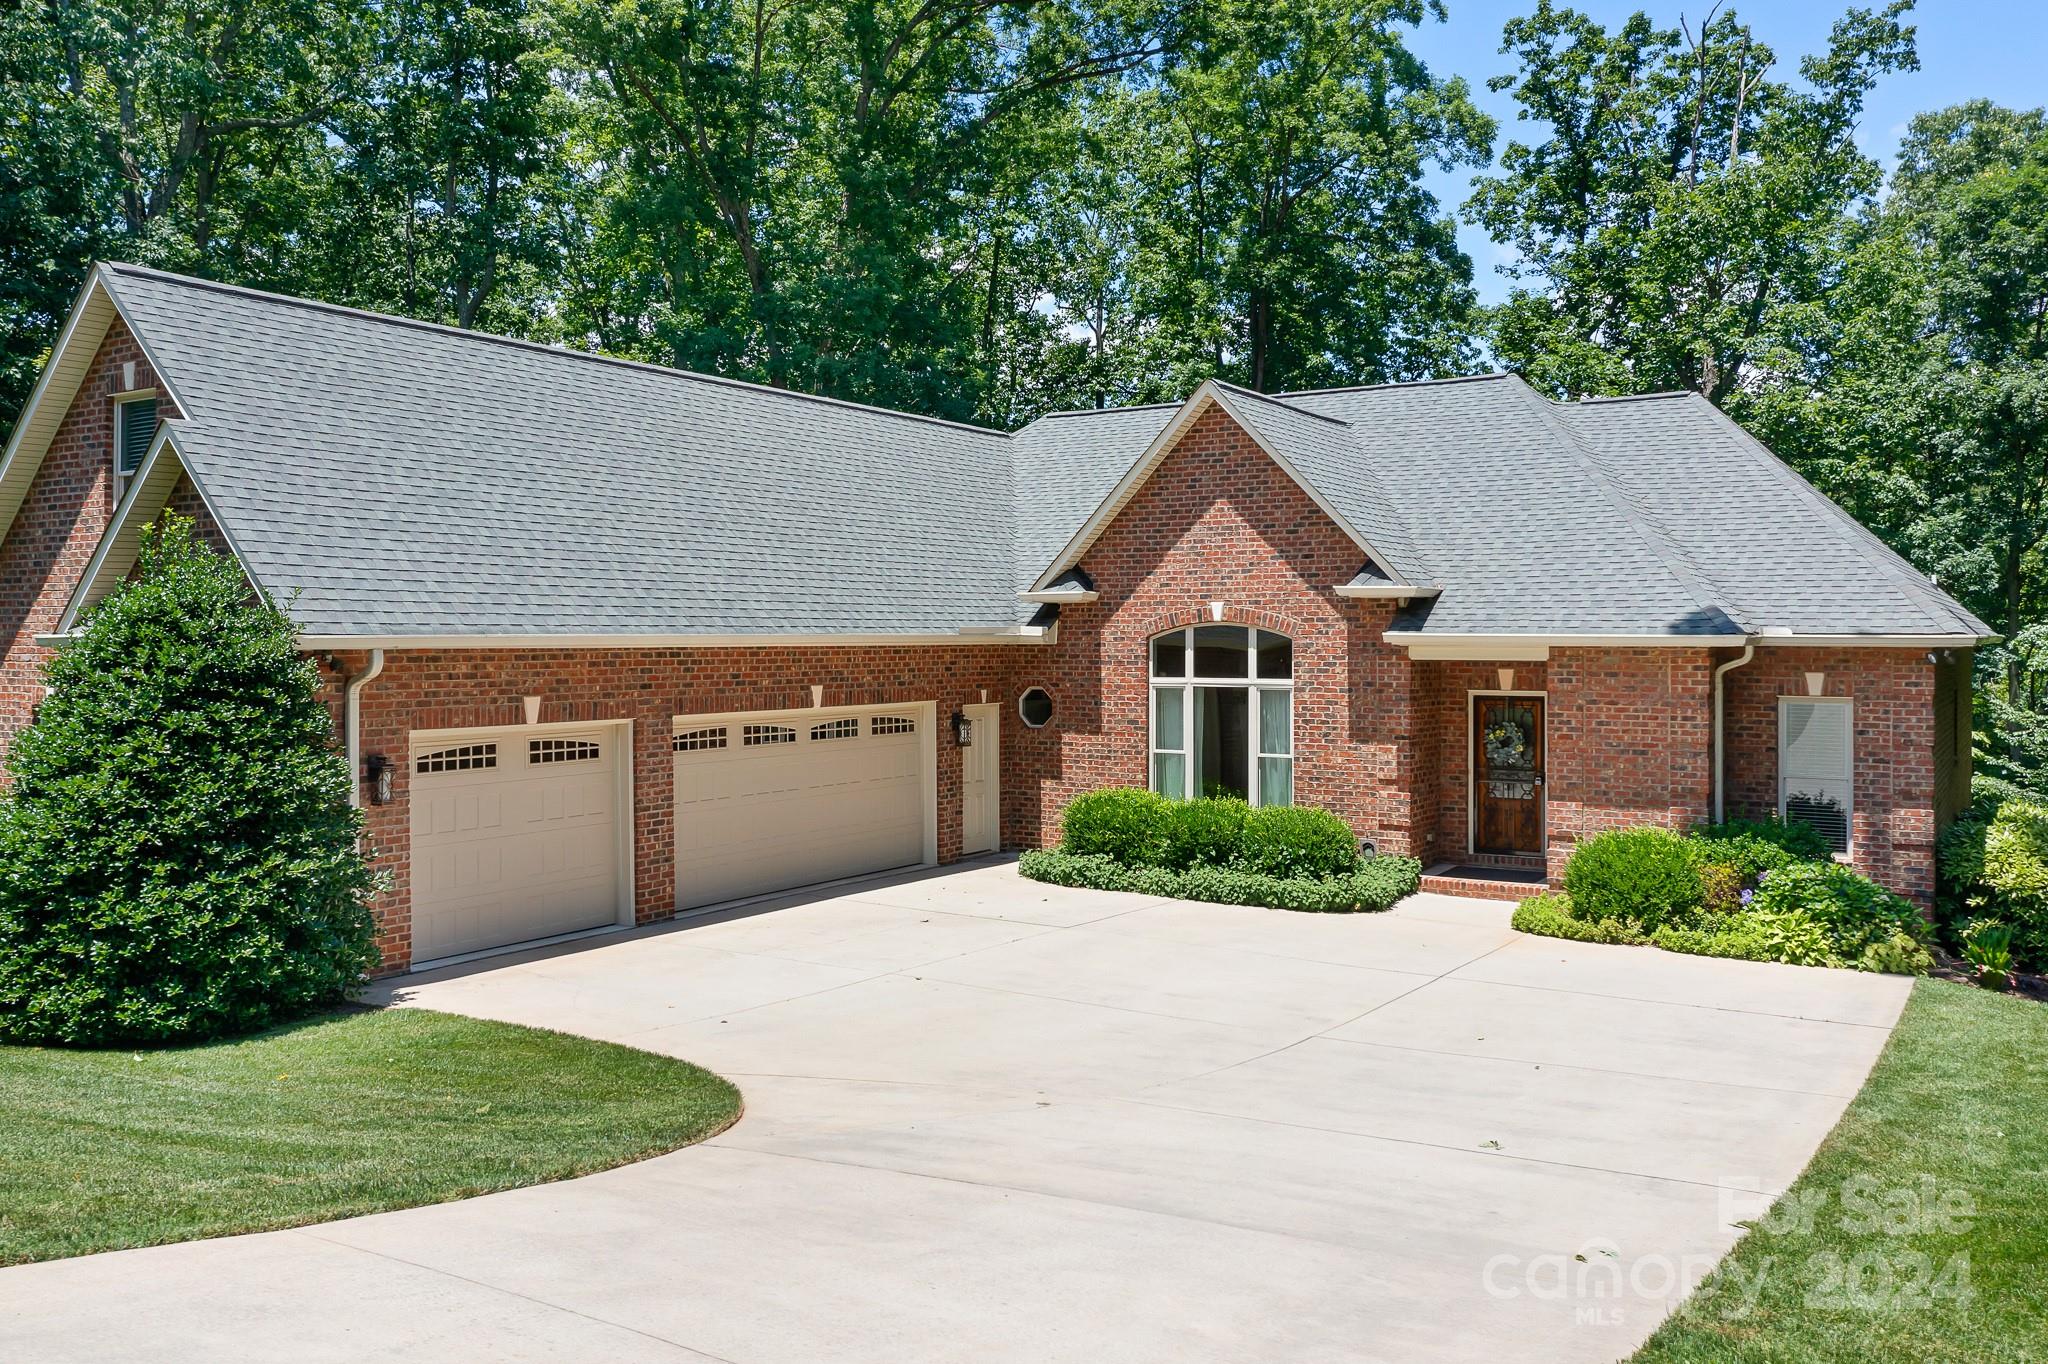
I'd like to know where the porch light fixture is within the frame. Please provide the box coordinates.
[951,709,974,747]
[364,753,393,806]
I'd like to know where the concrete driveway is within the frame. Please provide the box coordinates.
[0,861,1910,1364]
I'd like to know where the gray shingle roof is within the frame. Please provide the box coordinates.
[94,265,1988,642]
[1558,393,1991,638]
[105,265,1020,637]
[1208,382,1431,584]
[1283,376,1743,636]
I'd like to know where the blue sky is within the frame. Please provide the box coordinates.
[1401,0,2048,303]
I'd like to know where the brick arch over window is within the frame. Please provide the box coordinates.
[1129,604,1313,640]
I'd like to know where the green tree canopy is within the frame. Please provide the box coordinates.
[1466,0,1916,403]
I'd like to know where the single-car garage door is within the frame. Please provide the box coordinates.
[410,726,628,963]
[673,705,932,910]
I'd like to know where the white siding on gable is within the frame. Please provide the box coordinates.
[1780,698,1853,854]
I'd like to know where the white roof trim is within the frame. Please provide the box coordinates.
[1387,630,1984,651]
[1028,380,1414,593]
[1386,631,1745,649]
[0,275,117,542]
[0,264,196,548]
[1750,633,1993,648]
[291,629,1049,650]
[1018,587,1099,604]
[1335,583,1441,600]
[54,426,264,630]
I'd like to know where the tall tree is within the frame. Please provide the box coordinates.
[315,0,573,332]
[0,0,367,441]
[1467,0,1915,404]
[1747,103,2048,702]
[554,0,1175,418]
[1087,0,1491,398]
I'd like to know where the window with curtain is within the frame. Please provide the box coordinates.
[1148,625,1293,804]
[1779,698,1852,854]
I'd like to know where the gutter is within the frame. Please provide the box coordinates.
[1712,642,1756,823]
[343,648,385,810]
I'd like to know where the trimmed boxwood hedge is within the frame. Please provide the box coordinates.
[1018,849,1419,913]
[1026,789,1419,912]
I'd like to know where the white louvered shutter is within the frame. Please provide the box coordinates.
[1780,701,1852,854]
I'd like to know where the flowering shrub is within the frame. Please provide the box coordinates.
[1517,823,1930,975]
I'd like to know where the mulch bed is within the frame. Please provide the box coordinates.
[1928,945,2048,1003]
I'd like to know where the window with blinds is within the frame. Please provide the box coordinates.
[1779,699,1852,855]
[115,396,157,488]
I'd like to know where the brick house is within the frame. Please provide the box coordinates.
[0,266,1989,972]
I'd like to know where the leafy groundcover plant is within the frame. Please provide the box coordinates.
[1515,819,1931,974]
[1020,789,1419,912]
[0,516,379,1046]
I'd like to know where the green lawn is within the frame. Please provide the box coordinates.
[0,1007,742,1265]
[1632,979,2047,1362]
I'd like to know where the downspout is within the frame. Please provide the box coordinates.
[1712,641,1756,824]
[343,648,386,810]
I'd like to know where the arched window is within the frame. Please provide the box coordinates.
[1148,625,1293,805]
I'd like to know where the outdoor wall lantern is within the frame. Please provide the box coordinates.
[364,753,394,806]
[951,710,974,747]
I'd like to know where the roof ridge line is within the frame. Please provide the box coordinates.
[1675,394,1980,635]
[1206,380,1352,426]
[1028,402,1183,420]
[100,262,1015,441]
[1572,390,1694,405]
[1515,379,1748,634]
[1277,373,1511,398]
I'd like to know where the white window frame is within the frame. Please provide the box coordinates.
[1147,625,1294,806]
[111,389,157,502]
[1778,696,1854,857]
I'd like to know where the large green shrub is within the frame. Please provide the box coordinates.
[0,518,378,1046]
[1562,827,1703,927]
[1158,796,1248,870]
[1976,798,2048,968]
[1058,788,1170,865]
[1233,805,1360,879]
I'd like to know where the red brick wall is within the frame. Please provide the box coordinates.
[1543,648,1717,882]
[0,319,181,765]
[331,644,1025,971]
[1723,646,1937,904]
[1010,403,1422,856]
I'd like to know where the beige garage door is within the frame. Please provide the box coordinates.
[673,706,930,910]
[410,727,625,963]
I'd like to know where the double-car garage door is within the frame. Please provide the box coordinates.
[672,705,932,910]
[407,704,934,964]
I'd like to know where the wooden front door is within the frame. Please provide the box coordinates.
[1473,696,1545,855]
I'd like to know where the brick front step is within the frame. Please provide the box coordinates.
[1419,872,1551,902]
